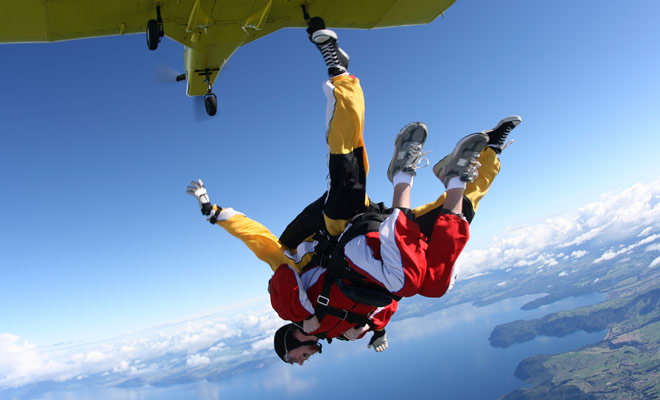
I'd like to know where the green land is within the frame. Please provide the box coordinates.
[488,256,660,399]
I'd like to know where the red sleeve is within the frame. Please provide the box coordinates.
[369,300,398,332]
[269,265,315,322]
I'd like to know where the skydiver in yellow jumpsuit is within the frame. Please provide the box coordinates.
[186,16,521,276]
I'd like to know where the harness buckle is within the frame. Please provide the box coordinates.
[340,309,349,320]
[317,295,330,307]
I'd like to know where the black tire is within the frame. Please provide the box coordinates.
[146,19,160,50]
[204,94,218,116]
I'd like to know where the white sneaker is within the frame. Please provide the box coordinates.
[386,122,429,183]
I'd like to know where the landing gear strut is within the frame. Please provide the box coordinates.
[197,68,220,116]
[146,6,165,50]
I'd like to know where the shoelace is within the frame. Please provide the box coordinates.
[405,144,430,170]
[492,125,514,146]
[319,41,341,67]
[462,160,482,181]
[501,139,514,151]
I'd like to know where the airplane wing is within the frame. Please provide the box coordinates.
[0,0,456,112]
[179,0,458,98]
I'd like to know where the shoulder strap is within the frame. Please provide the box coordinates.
[313,212,401,329]
[329,212,402,303]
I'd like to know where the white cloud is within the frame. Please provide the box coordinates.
[638,233,660,245]
[458,178,660,277]
[571,250,588,258]
[561,226,607,248]
[594,232,660,263]
[186,354,210,367]
[558,271,569,277]
[112,360,133,373]
[594,250,618,264]
[0,333,57,387]
[250,337,273,352]
[646,243,660,252]
[650,257,660,269]
[639,227,653,237]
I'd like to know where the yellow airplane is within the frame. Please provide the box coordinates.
[0,0,456,116]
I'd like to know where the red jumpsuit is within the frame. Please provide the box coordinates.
[268,205,468,338]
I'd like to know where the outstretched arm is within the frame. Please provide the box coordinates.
[186,179,289,272]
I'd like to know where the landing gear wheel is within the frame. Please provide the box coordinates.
[146,6,165,51]
[146,19,160,50]
[204,93,218,116]
[196,67,220,117]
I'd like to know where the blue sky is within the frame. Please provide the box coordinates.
[1,0,660,389]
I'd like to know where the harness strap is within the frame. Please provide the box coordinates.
[314,263,336,323]
[329,213,402,303]
[315,270,375,330]
[320,303,375,329]
[314,212,401,331]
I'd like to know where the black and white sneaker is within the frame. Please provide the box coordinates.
[433,133,488,187]
[311,29,349,77]
[484,116,522,154]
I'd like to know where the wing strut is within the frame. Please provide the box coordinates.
[301,4,311,24]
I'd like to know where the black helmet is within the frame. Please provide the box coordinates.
[273,323,322,363]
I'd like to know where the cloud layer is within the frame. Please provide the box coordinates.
[0,302,283,389]
[457,178,660,277]
[2,178,660,391]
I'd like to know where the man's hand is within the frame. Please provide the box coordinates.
[342,324,370,341]
[303,315,321,334]
[186,179,213,216]
[367,329,388,352]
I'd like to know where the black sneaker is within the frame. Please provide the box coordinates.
[311,29,349,77]
[485,116,522,154]
[306,17,326,40]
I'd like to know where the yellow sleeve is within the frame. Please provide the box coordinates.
[214,208,289,272]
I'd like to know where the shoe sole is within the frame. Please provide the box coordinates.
[433,133,488,181]
[387,122,428,182]
[312,29,337,44]
[495,115,522,128]
[483,115,522,136]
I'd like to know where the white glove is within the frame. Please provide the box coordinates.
[367,330,388,352]
[342,324,370,341]
[186,179,213,216]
